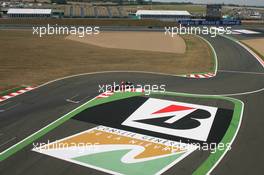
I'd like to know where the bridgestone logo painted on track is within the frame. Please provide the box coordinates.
[122,98,217,141]
[33,126,197,175]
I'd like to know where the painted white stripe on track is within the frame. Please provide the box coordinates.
[17,90,27,93]
[10,93,20,96]
[219,70,264,75]
[233,29,260,34]
[3,96,12,99]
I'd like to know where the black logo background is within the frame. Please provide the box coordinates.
[73,96,233,145]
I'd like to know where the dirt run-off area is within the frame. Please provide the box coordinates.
[242,38,264,60]
[0,30,213,90]
[67,31,186,54]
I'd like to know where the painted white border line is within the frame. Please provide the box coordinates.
[182,35,219,79]
[232,29,260,34]
[218,70,264,75]
[0,70,258,100]
[221,34,264,68]
[237,41,264,67]
[196,35,218,76]
[34,70,263,97]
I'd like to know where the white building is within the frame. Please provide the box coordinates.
[7,8,52,18]
[135,10,191,21]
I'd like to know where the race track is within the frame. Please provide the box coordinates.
[0,33,264,175]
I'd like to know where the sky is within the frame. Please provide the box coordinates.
[152,0,264,6]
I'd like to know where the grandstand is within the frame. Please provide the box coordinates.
[109,6,120,17]
[117,6,124,17]
[85,6,94,17]
[135,10,191,21]
[73,5,80,17]
[63,4,128,18]
[7,8,52,18]
[96,6,109,18]
[4,4,130,18]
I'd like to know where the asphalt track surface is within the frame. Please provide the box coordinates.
[0,30,264,175]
